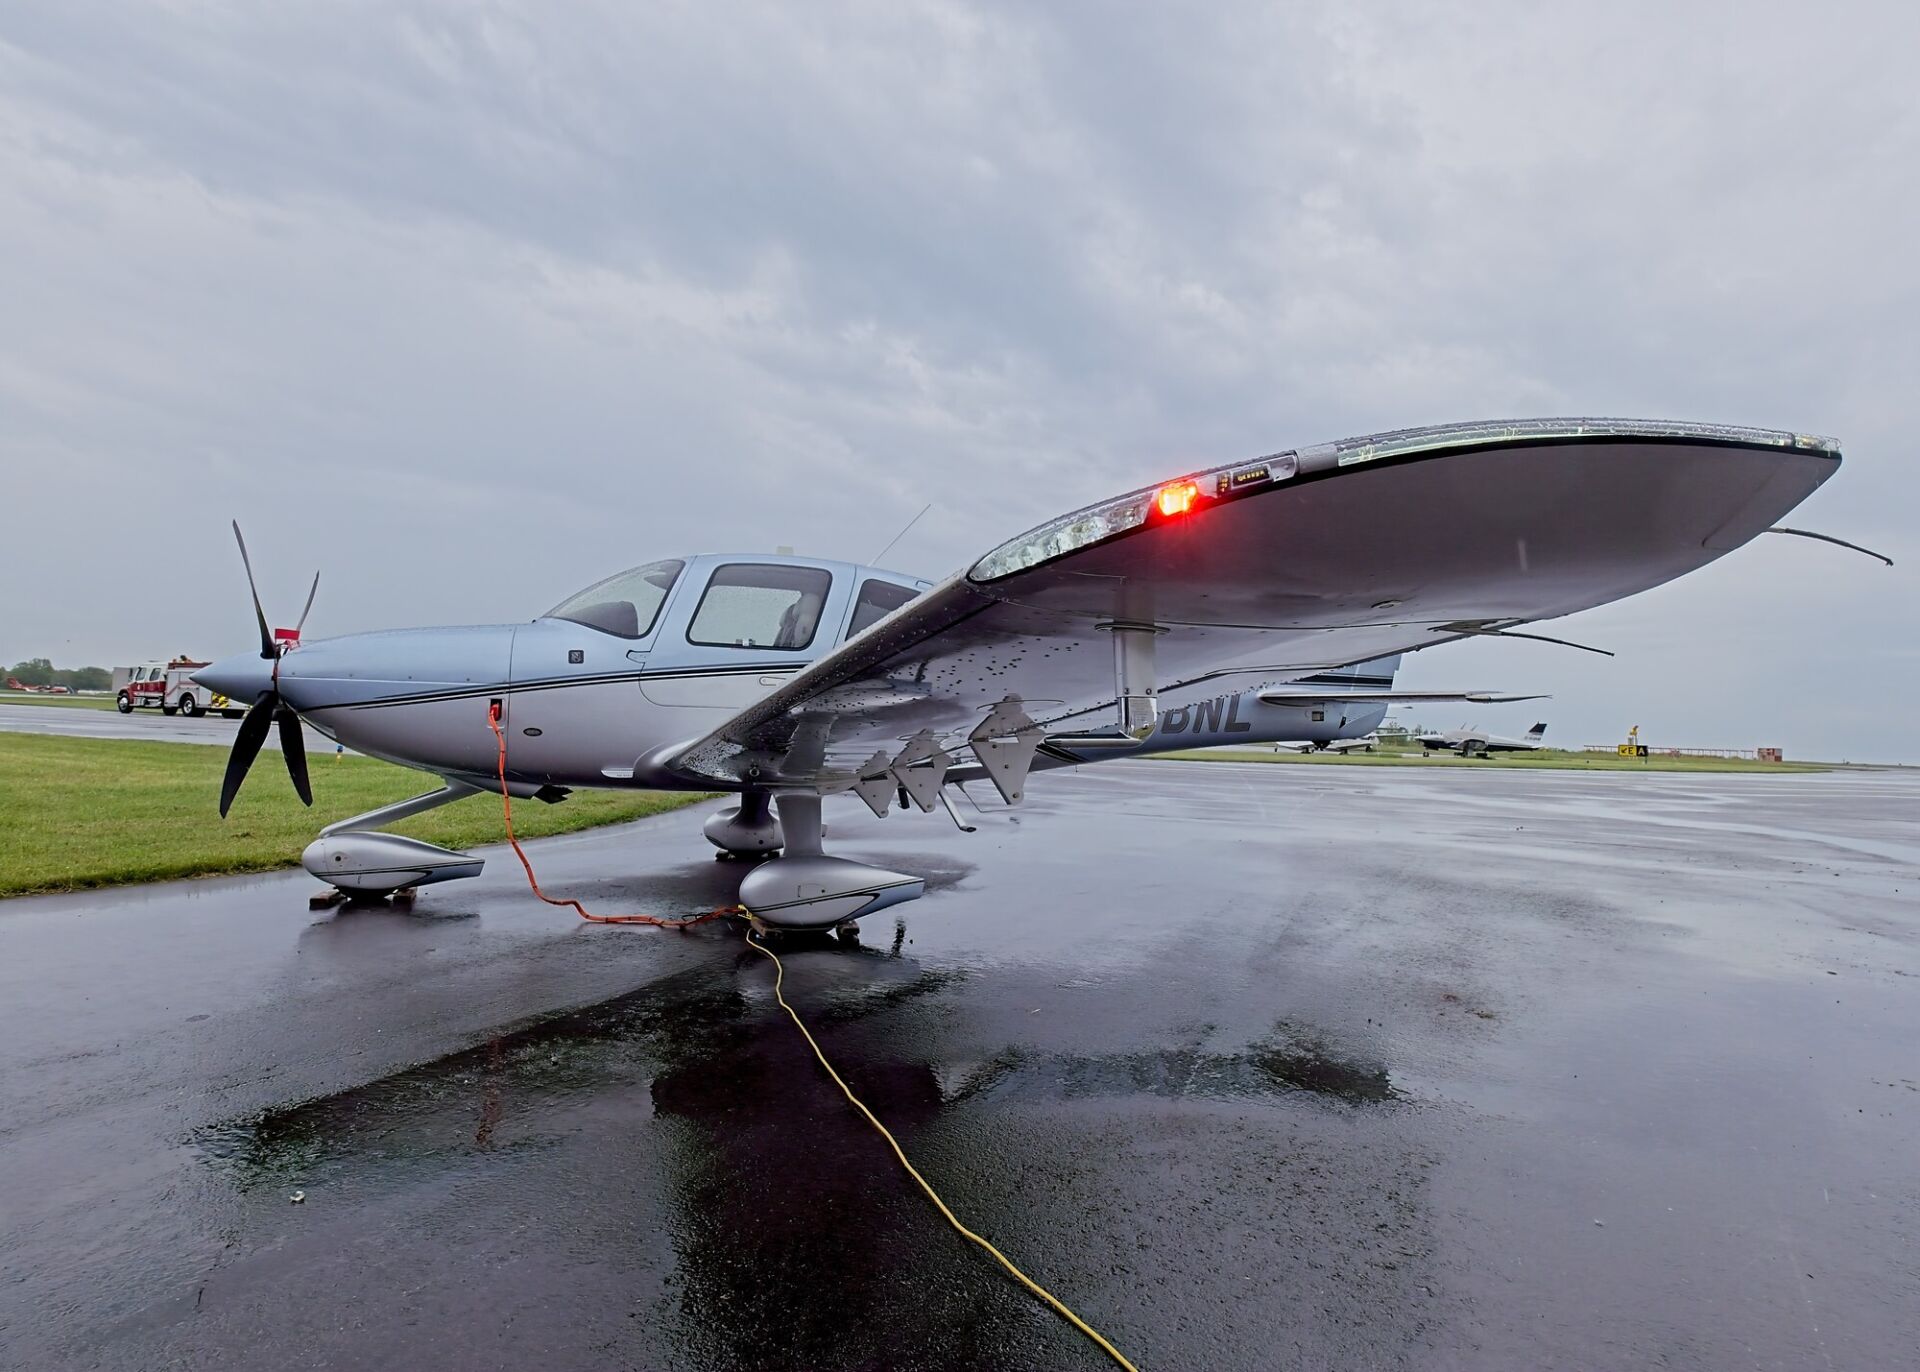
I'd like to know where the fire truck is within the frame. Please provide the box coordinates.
[112,658,245,717]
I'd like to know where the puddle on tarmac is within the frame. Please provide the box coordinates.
[933,1021,1401,1107]
[194,944,1400,1202]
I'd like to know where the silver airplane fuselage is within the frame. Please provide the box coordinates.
[196,551,1389,797]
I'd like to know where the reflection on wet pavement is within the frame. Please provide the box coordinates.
[184,940,1413,1369]
[196,954,1400,1191]
[937,1028,1401,1107]
[4,764,1917,1370]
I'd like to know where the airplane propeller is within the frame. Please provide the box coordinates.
[219,521,319,818]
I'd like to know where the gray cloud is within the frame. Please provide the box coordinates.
[1,2,1914,760]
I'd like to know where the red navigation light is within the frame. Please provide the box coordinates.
[1155,479,1200,518]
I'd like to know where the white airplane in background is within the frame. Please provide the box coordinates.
[1276,733,1385,754]
[194,417,1868,932]
[1418,721,1550,757]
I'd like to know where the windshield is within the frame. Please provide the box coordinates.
[544,559,684,638]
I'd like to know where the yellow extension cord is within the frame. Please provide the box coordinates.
[488,711,1135,1365]
[744,928,1141,1372]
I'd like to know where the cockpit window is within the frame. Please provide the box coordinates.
[688,563,832,650]
[545,559,684,638]
[848,578,920,637]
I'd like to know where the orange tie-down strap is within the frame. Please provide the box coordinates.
[486,702,737,928]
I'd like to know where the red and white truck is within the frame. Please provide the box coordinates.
[112,658,245,717]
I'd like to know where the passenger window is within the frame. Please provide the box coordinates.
[848,579,920,637]
[688,563,833,650]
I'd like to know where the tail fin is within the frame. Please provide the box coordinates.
[1527,722,1547,739]
[1312,654,1402,689]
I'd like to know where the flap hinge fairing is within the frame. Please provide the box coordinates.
[970,698,1045,805]
[889,731,954,812]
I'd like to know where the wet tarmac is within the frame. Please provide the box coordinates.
[1,761,1915,1370]
[0,700,341,752]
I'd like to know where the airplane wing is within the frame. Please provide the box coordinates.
[658,419,1840,801]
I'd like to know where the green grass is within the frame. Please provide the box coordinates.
[1153,745,1826,773]
[0,733,715,897]
[0,693,115,710]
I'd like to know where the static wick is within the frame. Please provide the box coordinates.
[1434,623,1614,658]
[1764,527,1893,566]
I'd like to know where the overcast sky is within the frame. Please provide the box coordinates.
[2,3,1915,761]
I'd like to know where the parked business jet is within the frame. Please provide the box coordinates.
[195,418,1854,930]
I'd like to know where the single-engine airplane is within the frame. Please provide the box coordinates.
[1419,721,1550,757]
[196,417,1857,930]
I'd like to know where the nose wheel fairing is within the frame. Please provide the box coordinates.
[301,831,485,893]
[299,779,488,899]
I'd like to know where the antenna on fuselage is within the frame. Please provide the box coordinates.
[869,502,933,567]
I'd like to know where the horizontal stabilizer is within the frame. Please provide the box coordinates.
[1256,689,1548,705]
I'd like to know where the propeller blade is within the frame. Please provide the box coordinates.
[231,521,275,660]
[294,571,320,637]
[277,705,312,807]
[219,692,277,818]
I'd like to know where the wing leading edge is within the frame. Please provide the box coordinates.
[659,419,1840,793]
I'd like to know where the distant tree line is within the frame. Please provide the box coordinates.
[7,658,111,691]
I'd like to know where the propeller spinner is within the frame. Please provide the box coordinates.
[217,521,320,818]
